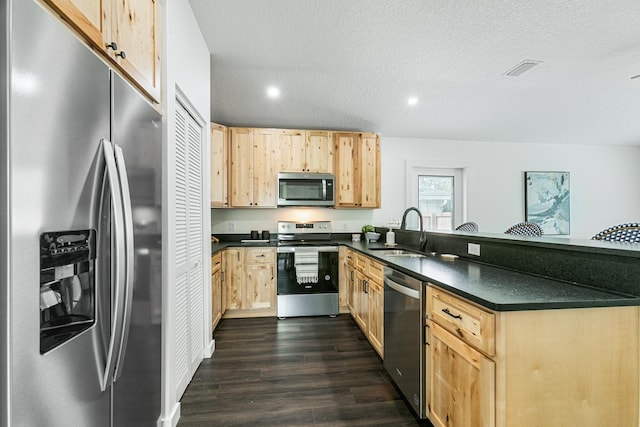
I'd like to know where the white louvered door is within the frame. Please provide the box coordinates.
[175,101,205,399]
[186,112,204,382]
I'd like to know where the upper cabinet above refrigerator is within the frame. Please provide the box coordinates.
[41,0,161,104]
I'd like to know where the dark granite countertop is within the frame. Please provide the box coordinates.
[343,241,640,312]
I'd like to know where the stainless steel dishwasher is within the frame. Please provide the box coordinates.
[383,267,426,419]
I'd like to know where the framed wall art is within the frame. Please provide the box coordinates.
[524,171,570,235]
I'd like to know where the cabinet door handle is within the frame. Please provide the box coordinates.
[257,254,265,257]
[105,41,126,59]
[442,308,462,320]
[424,324,430,346]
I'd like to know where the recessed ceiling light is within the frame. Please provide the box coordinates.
[408,97,418,106]
[267,86,280,98]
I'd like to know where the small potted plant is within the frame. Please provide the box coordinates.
[362,224,380,243]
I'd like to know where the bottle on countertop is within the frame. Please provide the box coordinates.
[386,229,395,245]
[386,218,399,245]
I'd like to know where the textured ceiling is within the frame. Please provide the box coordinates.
[189,0,640,145]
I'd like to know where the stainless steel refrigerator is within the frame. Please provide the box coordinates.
[1,1,162,426]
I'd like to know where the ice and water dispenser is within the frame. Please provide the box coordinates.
[39,230,96,353]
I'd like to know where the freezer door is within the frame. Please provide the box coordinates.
[8,1,111,426]
[111,73,162,426]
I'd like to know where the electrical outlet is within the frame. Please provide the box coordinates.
[229,221,236,231]
[342,223,348,231]
[468,243,481,256]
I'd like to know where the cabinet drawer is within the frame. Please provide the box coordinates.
[211,252,222,272]
[345,249,355,267]
[428,286,495,356]
[355,253,367,272]
[246,248,275,263]
[366,258,385,283]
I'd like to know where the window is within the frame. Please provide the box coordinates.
[409,167,464,231]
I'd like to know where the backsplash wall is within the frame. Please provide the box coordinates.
[210,208,375,235]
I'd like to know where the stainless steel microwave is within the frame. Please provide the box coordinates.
[277,173,335,207]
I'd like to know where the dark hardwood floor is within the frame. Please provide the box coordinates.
[177,315,424,426]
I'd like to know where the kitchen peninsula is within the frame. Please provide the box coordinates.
[348,231,640,427]
[212,230,640,427]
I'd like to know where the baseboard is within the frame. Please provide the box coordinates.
[206,338,215,358]
[222,308,276,318]
[157,402,180,427]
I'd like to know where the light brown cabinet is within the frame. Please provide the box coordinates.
[43,0,161,102]
[338,246,350,312]
[229,128,278,208]
[222,247,276,317]
[223,248,244,310]
[220,250,227,316]
[210,123,228,208]
[349,251,384,357]
[429,321,495,427]
[334,132,380,208]
[278,129,334,173]
[366,278,384,355]
[346,263,355,311]
[222,127,380,209]
[426,284,640,427]
[359,133,380,208]
[353,270,369,332]
[211,252,223,330]
[244,248,276,310]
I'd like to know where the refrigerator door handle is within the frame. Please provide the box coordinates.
[112,144,135,382]
[100,139,127,392]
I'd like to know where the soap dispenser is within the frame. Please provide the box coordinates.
[386,227,395,245]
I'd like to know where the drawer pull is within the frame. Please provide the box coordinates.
[442,308,462,320]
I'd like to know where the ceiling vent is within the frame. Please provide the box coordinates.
[503,60,543,77]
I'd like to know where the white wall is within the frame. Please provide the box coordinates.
[373,137,640,239]
[161,1,211,426]
[211,137,640,240]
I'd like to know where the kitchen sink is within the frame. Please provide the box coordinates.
[370,249,428,258]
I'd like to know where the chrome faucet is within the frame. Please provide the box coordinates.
[400,207,427,251]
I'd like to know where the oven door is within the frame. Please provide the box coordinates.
[276,246,339,295]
